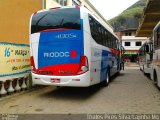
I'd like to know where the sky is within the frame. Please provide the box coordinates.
[88,0,140,20]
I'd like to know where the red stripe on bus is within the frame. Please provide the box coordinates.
[36,28,72,33]
[36,64,80,76]
[110,48,120,55]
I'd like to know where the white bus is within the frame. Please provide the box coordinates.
[150,21,160,89]
[139,39,153,75]
[29,6,121,87]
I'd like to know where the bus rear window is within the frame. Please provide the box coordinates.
[31,8,81,34]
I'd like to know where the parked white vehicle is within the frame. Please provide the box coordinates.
[150,21,160,89]
[139,39,153,75]
[139,21,160,90]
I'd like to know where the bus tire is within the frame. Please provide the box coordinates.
[103,70,110,87]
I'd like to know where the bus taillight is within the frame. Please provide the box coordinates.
[77,56,89,75]
[30,56,36,71]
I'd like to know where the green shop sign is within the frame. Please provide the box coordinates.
[124,52,138,55]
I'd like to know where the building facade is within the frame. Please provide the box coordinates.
[121,29,147,62]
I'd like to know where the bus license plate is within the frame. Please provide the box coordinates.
[50,78,60,83]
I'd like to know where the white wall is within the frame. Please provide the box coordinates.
[122,35,147,50]
[122,40,146,50]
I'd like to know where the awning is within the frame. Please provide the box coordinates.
[136,0,160,37]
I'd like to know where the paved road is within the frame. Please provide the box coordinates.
[0,67,160,114]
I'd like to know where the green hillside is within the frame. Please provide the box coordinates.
[108,0,148,32]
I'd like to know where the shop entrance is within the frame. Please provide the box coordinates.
[123,52,138,63]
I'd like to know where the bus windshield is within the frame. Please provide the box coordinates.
[31,8,81,34]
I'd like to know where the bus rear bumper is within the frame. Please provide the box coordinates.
[31,72,90,87]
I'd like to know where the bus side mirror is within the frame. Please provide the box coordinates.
[145,45,150,53]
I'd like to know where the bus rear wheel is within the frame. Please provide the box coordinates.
[103,71,110,87]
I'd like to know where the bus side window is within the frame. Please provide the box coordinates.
[154,27,160,47]
[102,27,105,46]
[111,35,114,48]
[88,14,120,49]
[89,16,97,43]
[108,32,111,48]
[113,38,117,50]
[104,31,107,47]
[89,17,93,35]
[100,26,103,45]
[106,31,109,47]
[98,24,102,45]
[94,22,97,43]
